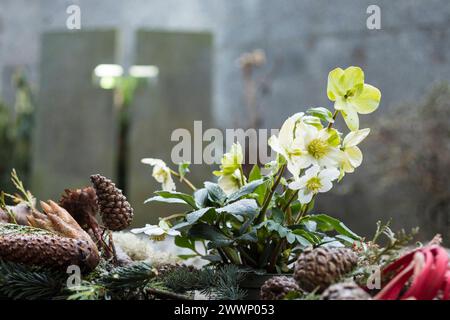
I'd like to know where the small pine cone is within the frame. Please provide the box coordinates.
[321,281,371,300]
[260,276,300,300]
[90,174,133,231]
[0,233,99,272]
[294,247,357,292]
[59,187,98,230]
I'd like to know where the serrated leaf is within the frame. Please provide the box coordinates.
[174,235,196,252]
[248,165,262,182]
[217,199,259,222]
[235,229,258,242]
[188,223,233,247]
[194,188,209,208]
[226,179,266,203]
[204,182,227,205]
[271,207,284,224]
[186,207,215,224]
[302,214,360,240]
[155,191,197,209]
[144,195,187,205]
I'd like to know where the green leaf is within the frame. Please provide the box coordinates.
[302,214,360,240]
[226,179,266,203]
[188,223,233,247]
[307,107,334,123]
[155,191,197,209]
[256,221,311,246]
[178,254,198,260]
[248,165,262,182]
[174,235,196,252]
[194,188,209,208]
[186,207,215,224]
[335,234,356,245]
[178,161,191,179]
[204,182,227,205]
[144,196,187,205]
[216,199,259,222]
[271,207,284,224]
[235,229,258,242]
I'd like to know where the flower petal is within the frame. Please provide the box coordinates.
[343,128,370,147]
[346,146,363,168]
[351,84,381,114]
[167,229,181,236]
[268,135,286,158]
[218,174,240,195]
[318,179,333,193]
[144,227,165,236]
[341,107,360,131]
[298,189,314,204]
[327,68,345,101]
[341,66,364,93]
[162,174,176,191]
[130,224,153,234]
[318,167,340,182]
[305,165,320,178]
[141,158,166,167]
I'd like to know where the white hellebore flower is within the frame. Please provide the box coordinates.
[131,220,180,241]
[217,168,245,195]
[289,165,340,204]
[141,158,176,191]
[214,142,245,195]
[341,128,370,173]
[295,123,344,169]
[268,113,307,176]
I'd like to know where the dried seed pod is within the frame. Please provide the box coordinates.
[59,187,98,230]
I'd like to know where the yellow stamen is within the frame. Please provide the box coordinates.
[307,139,328,159]
[306,177,322,193]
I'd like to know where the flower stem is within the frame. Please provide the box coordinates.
[161,212,186,221]
[327,110,339,129]
[238,165,246,187]
[282,190,299,213]
[170,170,197,191]
[294,194,316,224]
[256,164,286,224]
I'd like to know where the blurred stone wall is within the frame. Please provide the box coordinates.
[0,0,449,239]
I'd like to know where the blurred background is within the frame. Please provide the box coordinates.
[0,0,449,244]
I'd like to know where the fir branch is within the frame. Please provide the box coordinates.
[0,260,66,300]
[0,223,54,236]
[66,282,107,300]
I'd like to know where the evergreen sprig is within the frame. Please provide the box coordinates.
[67,262,156,300]
[161,265,246,300]
[0,260,66,300]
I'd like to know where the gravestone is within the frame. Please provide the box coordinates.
[32,31,117,200]
[128,30,213,226]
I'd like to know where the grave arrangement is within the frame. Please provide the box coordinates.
[0,66,448,300]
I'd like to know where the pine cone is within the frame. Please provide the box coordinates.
[59,187,98,230]
[260,276,300,300]
[90,174,133,231]
[321,281,371,300]
[294,247,357,292]
[0,232,99,271]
